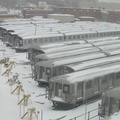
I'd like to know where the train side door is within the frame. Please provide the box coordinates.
[108,73,114,88]
[115,72,120,87]
[94,77,100,94]
[77,82,83,99]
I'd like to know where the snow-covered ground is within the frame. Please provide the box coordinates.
[0,40,120,120]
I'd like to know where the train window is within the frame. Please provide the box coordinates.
[104,33,106,36]
[86,81,92,89]
[116,72,120,80]
[28,39,31,43]
[34,39,37,43]
[77,35,80,39]
[89,34,91,37]
[24,40,27,44]
[44,38,48,43]
[73,35,76,39]
[85,34,88,38]
[69,36,72,40]
[101,75,108,84]
[19,40,23,45]
[82,35,84,38]
[63,84,69,94]
[54,37,57,41]
[39,38,43,43]
[49,37,53,42]
[59,37,62,40]
[55,83,62,97]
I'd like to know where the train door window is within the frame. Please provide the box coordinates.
[94,77,100,93]
[86,81,92,89]
[101,75,107,84]
[77,82,83,98]
[63,84,69,94]
[108,73,114,88]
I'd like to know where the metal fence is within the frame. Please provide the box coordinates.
[69,104,102,120]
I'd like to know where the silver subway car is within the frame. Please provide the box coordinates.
[48,62,120,108]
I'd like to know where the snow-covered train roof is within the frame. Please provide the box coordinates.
[63,31,96,36]
[106,48,120,56]
[86,36,120,43]
[28,40,86,50]
[98,43,120,50]
[34,40,86,49]
[32,43,93,54]
[35,47,99,59]
[64,55,120,71]
[50,61,120,84]
[36,52,106,67]
[92,39,120,46]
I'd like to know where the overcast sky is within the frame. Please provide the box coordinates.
[99,0,120,3]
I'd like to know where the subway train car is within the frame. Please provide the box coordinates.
[34,47,99,64]
[28,42,91,61]
[34,52,107,86]
[48,62,120,108]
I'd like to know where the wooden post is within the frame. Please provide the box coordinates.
[21,107,38,120]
